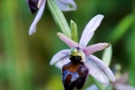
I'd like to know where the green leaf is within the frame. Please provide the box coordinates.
[102,44,112,66]
[70,20,78,42]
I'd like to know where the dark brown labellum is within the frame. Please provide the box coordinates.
[62,62,89,90]
[69,55,82,64]
[28,0,39,13]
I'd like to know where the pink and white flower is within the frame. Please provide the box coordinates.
[50,14,116,84]
[27,0,76,35]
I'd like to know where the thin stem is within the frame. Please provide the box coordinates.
[47,0,71,38]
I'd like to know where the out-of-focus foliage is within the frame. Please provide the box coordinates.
[0,0,134,90]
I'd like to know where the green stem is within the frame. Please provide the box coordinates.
[47,0,71,38]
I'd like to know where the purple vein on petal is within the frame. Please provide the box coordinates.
[57,32,79,48]
[79,14,104,47]
[29,0,46,35]
[84,43,110,56]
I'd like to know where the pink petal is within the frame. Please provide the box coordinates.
[114,72,129,84]
[86,56,109,84]
[79,14,104,47]
[86,55,115,84]
[57,32,80,48]
[50,49,70,65]
[37,0,44,8]
[55,57,70,69]
[90,55,116,82]
[29,0,46,35]
[114,84,135,90]
[84,43,110,56]
[55,0,76,11]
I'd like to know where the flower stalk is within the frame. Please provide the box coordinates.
[47,0,71,38]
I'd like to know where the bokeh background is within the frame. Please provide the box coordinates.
[0,0,135,90]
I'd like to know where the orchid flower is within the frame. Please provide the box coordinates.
[50,14,116,84]
[27,0,76,35]
[113,72,135,90]
[86,72,135,90]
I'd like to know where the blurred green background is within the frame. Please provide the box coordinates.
[0,0,135,90]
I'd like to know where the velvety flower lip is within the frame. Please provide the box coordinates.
[50,14,116,84]
[28,0,76,35]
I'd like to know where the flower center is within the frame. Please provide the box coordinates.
[69,55,82,64]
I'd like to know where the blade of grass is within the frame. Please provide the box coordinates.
[108,14,134,44]
[129,3,135,86]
